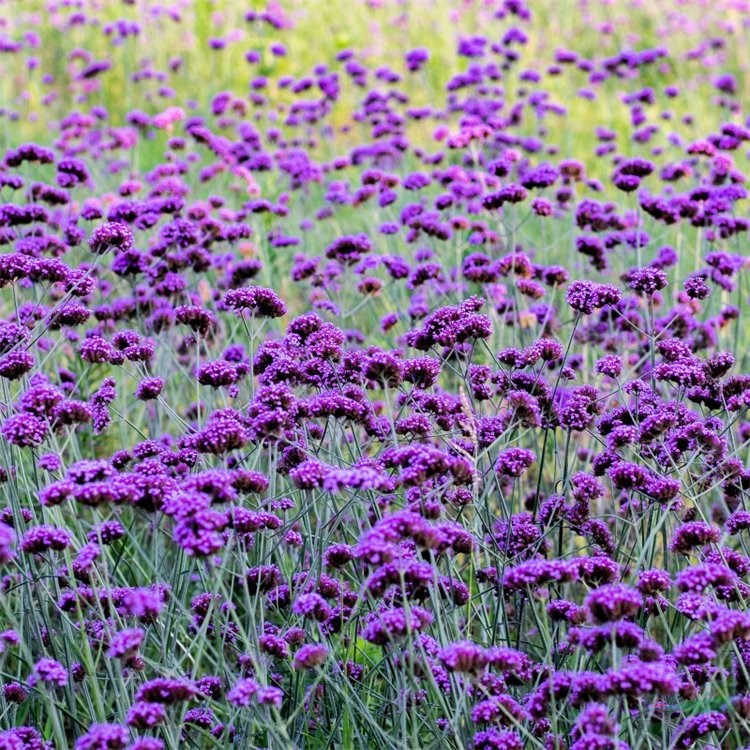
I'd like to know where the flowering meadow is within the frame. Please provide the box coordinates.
[5,1,750,748]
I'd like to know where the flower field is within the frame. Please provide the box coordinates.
[3,1,750,748]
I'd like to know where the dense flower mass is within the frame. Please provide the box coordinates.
[1,1,750,749]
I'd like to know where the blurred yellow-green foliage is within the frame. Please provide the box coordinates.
[2,0,749,176]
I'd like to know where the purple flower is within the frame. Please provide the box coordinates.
[257,685,283,708]
[129,739,165,750]
[292,592,332,622]
[38,453,62,472]
[2,414,48,447]
[482,184,528,209]
[189,409,249,455]
[637,569,671,594]
[119,587,166,620]
[0,351,35,380]
[57,157,89,187]
[0,522,15,564]
[405,48,429,72]
[325,234,372,265]
[88,521,125,545]
[405,296,492,351]
[223,287,286,318]
[566,280,621,314]
[625,266,668,295]
[74,723,128,750]
[361,606,433,646]
[675,563,734,594]
[108,628,145,659]
[293,643,329,669]
[174,305,217,335]
[89,222,134,254]
[30,657,68,688]
[714,73,737,94]
[495,448,536,478]
[0,727,50,749]
[127,701,166,729]
[135,678,196,704]
[227,677,259,707]
[197,360,241,389]
[21,525,72,554]
[324,544,354,568]
[608,659,679,697]
[595,355,622,378]
[439,641,489,673]
[3,682,28,703]
[80,337,123,366]
[5,143,55,167]
[503,559,580,591]
[670,522,720,555]
[585,584,642,623]
[672,711,727,748]
[684,275,710,300]
[472,729,523,750]
[135,377,164,400]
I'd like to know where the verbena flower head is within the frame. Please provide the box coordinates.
[566,280,621,314]
[223,287,287,318]
[293,643,329,669]
[89,222,134,254]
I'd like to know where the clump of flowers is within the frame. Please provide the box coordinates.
[0,3,749,749]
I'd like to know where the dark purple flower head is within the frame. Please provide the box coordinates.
[74,723,128,750]
[135,377,164,400]
[566,280,621,314]
[119,586,167,620]
[5,143,55,167]
[439,640,489,673]
[2,414,48,448]
[135,677,197,704]
[292,592,332,622]
[405,48,429,72]
[3,682,27,703]
[624,266,668,295]
[129,738,165,750]
[495,448,536,478]
[293,643,329,669]
[672,711,728,749]
[726,510,750,535]
[637,569,671,594]
[670,522,720,554]
[108,627,145,659]
[30,657,68,688]
[21,525,71,554]
[57,158,90,188]
[585,584,642,623]
[223,287,286,318]
[684,275,710,300]
[714,74,737,94]
[361,606,433,645]
[0,351,35,380]
[472,730,523,750]
[227,677,259,707]
[482,184,528,209]
[595,355,622,378]
[503,559,580,591]
[89,222,134,254]
[405,297,492,350]
[325,234,372,265]
[127,701,166,729]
